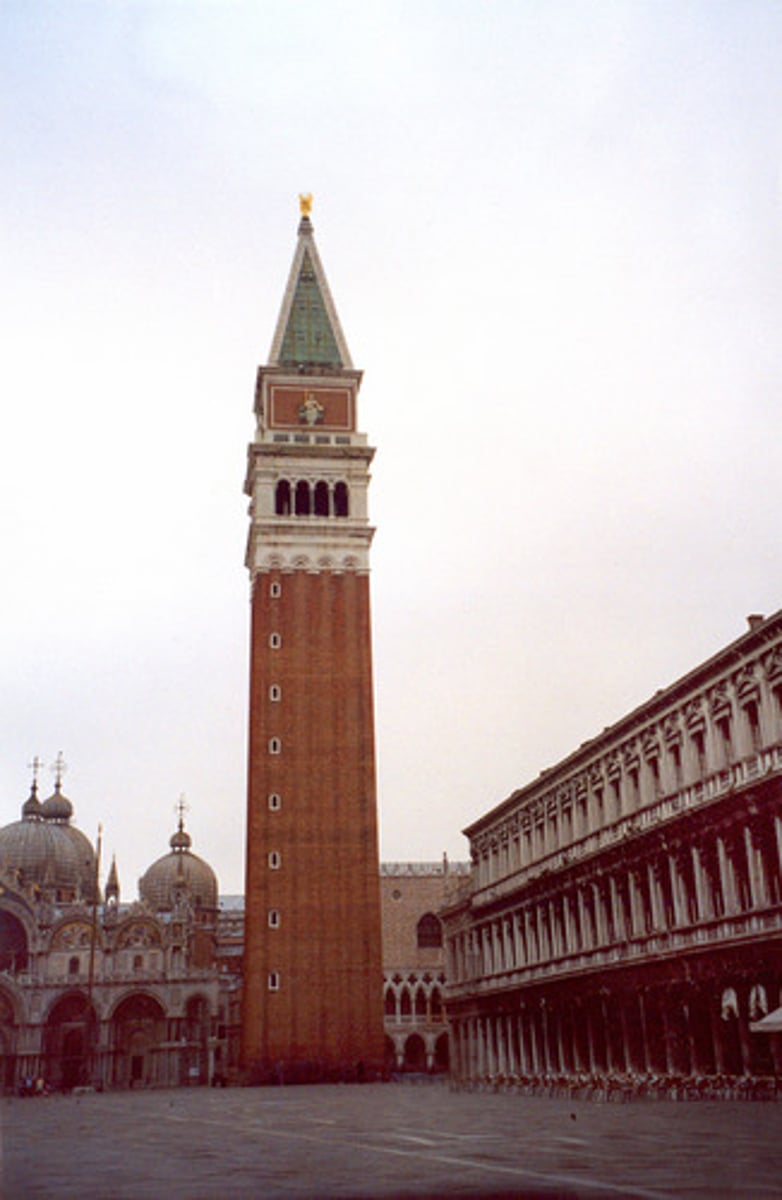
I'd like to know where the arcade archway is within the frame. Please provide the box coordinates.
[44,993,96,1091]
[111,993,166,1088]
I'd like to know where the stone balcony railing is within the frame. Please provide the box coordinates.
[447,905,782,998]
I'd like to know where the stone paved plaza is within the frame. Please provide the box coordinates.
[1,1080,780,1199]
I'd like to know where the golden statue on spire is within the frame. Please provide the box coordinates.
[299,192,313,217]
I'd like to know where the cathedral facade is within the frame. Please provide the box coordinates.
[241,201,384,1077]
[0,778,224,1093]
[443,612,782,1086]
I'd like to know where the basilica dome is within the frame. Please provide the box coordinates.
[139,818,218,913]
[0,783,98,903]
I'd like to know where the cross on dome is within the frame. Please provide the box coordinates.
[51,751,67,790]
[27,755,43,789]
[174,793,189,831]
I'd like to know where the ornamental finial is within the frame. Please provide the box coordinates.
[299,192,313,218]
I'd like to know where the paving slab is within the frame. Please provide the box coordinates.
[1,1080,780,1199]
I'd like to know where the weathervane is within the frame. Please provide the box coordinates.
[299,192,313,217]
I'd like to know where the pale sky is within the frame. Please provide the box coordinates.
[2,2,781,896]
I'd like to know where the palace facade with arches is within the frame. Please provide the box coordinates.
[443,611,782,1086]
[380,860,469,1073]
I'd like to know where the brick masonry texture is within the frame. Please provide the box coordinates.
[242,568,384,1072]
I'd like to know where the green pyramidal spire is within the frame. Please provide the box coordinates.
[269,202,353,371]
[279,248,342,366]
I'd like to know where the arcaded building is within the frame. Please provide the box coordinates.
[443,612,782,1084]
[0,774,223,1092]
[241,199,384,1077]
[381,859,470,1072]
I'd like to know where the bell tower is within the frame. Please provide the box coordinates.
[241,198,384,1077]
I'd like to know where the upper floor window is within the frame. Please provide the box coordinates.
[716,713,733,763]
[670,743,682,786]
[648,755,661,796]
[744,699,761,751]
[691,729,706,776]
[68,955,79,976]
[417,912,443,949]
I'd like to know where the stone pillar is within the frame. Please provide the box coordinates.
[744,823,767,909]
[475,1017,485,1078]
[540,1003,553,1073]
[506,1013,517,1075]
[737,991,752,1076]
[486,1014,497,1076]
[691,843,710,921]
[682,1001,696,1074]
[609,874,625,941]
[529,1007,541,1074]
[627,870,642,936]
[709,1001,726,1074]
[536,905,548,962]
[525,909,537,962]
[774,814,782,882]
[648,860,664,930]
[549,900,561,958]
[717,836,738,914]
[660,998,675,1074]
[566,897,578,950]
[601,993,615,1072]
[618,998,632,1072]
[585,1002,597,1072]
[668,853,686,926]
[512,911,523,967]
[591,881,606,945]
[518,1009,529,1074]
[577,887,590,949]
